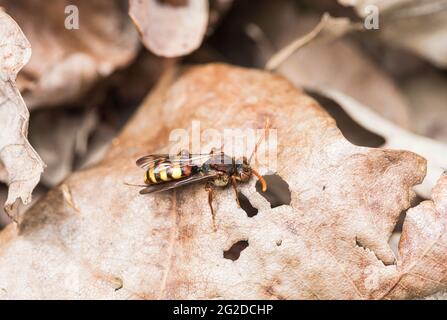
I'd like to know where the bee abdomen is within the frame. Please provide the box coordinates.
[144,160,192,185]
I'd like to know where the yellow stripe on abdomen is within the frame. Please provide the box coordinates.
[171,166,182,179]
[149,167,157,183]
[159,168,169,181]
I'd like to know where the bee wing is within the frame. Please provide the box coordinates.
[136,154,167,169]
[136,153,216,170]
[139,172,219,194]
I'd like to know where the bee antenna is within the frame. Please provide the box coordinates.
[248,118,270,164]
[251,168,267,192]
[124,182,147,188]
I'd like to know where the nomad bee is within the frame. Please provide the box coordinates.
[132,120,270,228]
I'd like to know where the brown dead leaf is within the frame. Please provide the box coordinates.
[0,184,46,231]
[311,87,447,199]
[0,186,11,229]
[129,0,209,57]
[265,13,359,71]
[0,162,6,183]
[29,109,98,187]
[27,51,167,188]
[339,0,447,68]
[240,0,411,128]
[0,0,139,109]
[400,70,447,144]
[77,124,115,171]
[1,64,446,299]
[384,173,447,298]
[0,9,45,216]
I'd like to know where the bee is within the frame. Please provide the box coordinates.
[131,120,270,228]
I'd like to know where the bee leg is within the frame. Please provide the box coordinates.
[205,182,217,231]
[231,176,241,208]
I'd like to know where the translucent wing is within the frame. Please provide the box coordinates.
[136,154,169,170]
[136,152,218,170]
[139,172,219,194]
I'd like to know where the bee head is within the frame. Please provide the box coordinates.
[234,157,267,192]
[235,157,252,182]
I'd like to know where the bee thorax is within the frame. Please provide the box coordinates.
[212,176,230,187]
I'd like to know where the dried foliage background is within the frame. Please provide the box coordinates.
[1,0,447,299]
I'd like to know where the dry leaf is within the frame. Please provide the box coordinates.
[0,10,45,216]
[0,0,139,109]
[1,64,445,299]
[0,162,7,183]
[385,173,447,298]
[29,51,167,187]
[339,0,447,68]
[311,87,447,198]
[0,184,46,231]
[265,13,358,70]
[0,186,11,229]
[77,124,116,170]
[101,51,167,112]
[29,109,98,187]
[239,0,411,128]
[400,70,447,144]
[129,0,209,57]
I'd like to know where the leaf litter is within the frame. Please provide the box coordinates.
[0,0,447,300]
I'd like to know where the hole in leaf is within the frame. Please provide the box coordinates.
[223,240,249,261]
[0,185,11,231]
[256,174,291,208]
[388,195,426,256]
[237,192,258,217]
[393,211,407,234]
[355,237,365,250]
[306,91,386,148]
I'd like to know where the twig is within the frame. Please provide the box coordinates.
[265,13,330,71]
